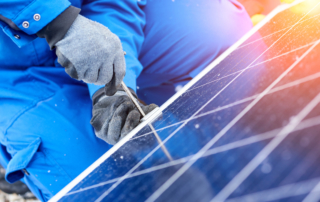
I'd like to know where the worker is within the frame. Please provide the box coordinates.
[0,0,252,201]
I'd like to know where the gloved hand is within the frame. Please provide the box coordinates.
[90,88,158,145]
[55,14,126,95]
[37,6,126,95]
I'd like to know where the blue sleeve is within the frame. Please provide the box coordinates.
[82,0,147,97]
[0,0,71,47]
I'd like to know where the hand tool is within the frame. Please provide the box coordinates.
[121,81,173,161]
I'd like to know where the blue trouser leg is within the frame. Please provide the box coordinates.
[0,67,111,201]
[137,0,252,105]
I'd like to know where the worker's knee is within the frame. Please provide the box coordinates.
[147,0,250,43]
[138,0,252,88]
[0,67,111,201]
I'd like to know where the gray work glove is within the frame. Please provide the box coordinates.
[90,88,158,145]
[55,15,126,95]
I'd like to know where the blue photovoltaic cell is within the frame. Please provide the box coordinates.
[60,183,115,201]
[54,1,320,201]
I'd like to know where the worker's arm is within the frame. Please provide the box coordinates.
[79,0,151,143]
[80,0,147,96]
[91,88,157,145]
[0,1,126,94]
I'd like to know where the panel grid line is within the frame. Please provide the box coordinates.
[226,178,320,202]
[303,181,320,202]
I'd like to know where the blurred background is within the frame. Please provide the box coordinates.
[0,165,38,202]
[238,0,285,25]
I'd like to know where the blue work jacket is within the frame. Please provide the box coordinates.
[0,0,146,94]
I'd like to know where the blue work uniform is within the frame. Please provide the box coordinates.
[0,0,252,201]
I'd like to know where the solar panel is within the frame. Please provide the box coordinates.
[50,0,320,201]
